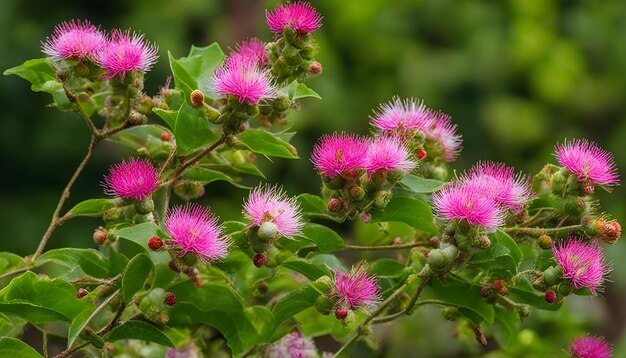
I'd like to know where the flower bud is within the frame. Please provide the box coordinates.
[253,253,268,268]
[538,235,553,249]
[148,236,163,251]
[164,292,176,306]
[93,228,108,245]
[134,196,155,215]
[441,307,461,321]
[544,290,557,304]
[550,171,567,195]
[282,44,302,66]
[543,266,563,287]
[373,190,392,209]
[601,221,621,244]
[327,198,343,213]
[558,282,574,296]
[314,275,333,294]
[174,180,206,201]
[307,61,322,75]
[168,260,181,273]
[371,171,388,187]
[517,305,531,318]
[348,185,365,201]
[417,148,427,160]
[562,196,586,218]
[492,279,508,296]
[257,221,279,242]
[138,288,170,325]
[190,90,205,108]
[182,252,198,266]
[257,280,269,294]
[77,288,88,299]
[128,111,146,126]
[160,131,171,142]
[248,228,271,253]
[315,295,333,315]
[476,234,491,249]
[427,245,459,272]
[273,96,291,112]
[335,306,348,320]
[582,184,595,196]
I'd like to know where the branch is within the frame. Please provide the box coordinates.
[63,84,99,137]
[167,134,227,185]
[504,224,583,237]
[342,241,433,251]
[404,276,432,315]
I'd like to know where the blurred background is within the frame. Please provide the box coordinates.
[1,0,626,356]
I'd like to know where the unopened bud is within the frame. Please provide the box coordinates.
[470,324,487,346]
[182,252,198,266]
[190,90,205,108]
[93,228,108,245]
[134,196,154,215]
[148,236,163,251]
[371,170,388,187]
[600,220,621,244]
[543,266,562,287]
[348,185,365,201]
[164,292,176,306]
[128,111,146,126]
[314,275,333,294]
[427,245,459,272]
[544,290,557,304]
[477,234,491,249]
[168,260,180,273]
[315,295,333,315]
[335,307,348,320]
[327,198,342,213]
[417,148,427,160]
[253,253,268,268]
[257,221,279,242]
[77,288,88,299]
[517,305,531,318]
[309,61,323,75]
[582,184,595,196]
[558,282,574,296]
[272,96,291,112]
[442,307,460,321]
[492,279,508,296]
[538,235,553,249]
[373,190,392,209]
[173,180,205,201]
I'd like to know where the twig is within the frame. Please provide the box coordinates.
[504,224,582,237]
[62,84,99,137]
[53,341,90,358]
[342,241,432,251]
[405,276,433,315]
[169,134,227,183]
[158,147,178,179]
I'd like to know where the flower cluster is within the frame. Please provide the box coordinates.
[552,236,609,294]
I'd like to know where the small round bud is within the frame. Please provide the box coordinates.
[128,111,146,126]
[238,123,247,132]
[184,266,200,278]
[492,280,508,296]
[544,290,557,304]
[427,245,458,272]
[134,197,155,215]
[164,292,176,306]
[480,286,493,298]
[148,236,163,251]
[543,266,562,287]
[442,307,461,321]
[517,305,531,318]
[257,280,269,294]
[558,282,574,296]
[327,198,342,213]
[314,275,333,294]
[582,184,595,196]
[348,185,365,201]
[173,181,205,201]
[248,228,271,253]
[601,221,621,244]
[253,253,268,268]
[77,288,88,299]
[93,228,108,245]
[477,234,491,249]
[417,148,427,160]
[373,190,392,209]
[272,96,291,112]
[315,295,333,315]
[550,171,567,195]
[309,61,323,75]
[371,170,388,187]
[257,222,279,242]
[190,90,205,108]
[335,307,348,320]
[160,132,171,141]
[322,174,345,190]
[168,260,180,273]
[538,235,553,249]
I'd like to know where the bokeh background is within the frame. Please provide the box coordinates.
[1,0,626,356]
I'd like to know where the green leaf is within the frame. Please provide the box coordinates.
[244,306,275,343]
[468,231,521,274]
[0,338,43,358]
[422,278,494,323]
[37,248,110,279]
[113,223,170,264]
[0,252,26,276]
[272,284,321,329]
[4,58,70,108]
[369,259,406,278]
[183,167,249,189]
[283,81,321,100]
[238,129,298,159]
[168,44,225,100]
[67,198,116,218]
[493,306,521,348]
[105,320,174,346]
[370,196,437,233]
[297,223,344,252]
[153,104,218,155]
[280,258,332,280]
[400,175,444,193]
[108,125,172,150]
[296,194,336,221]
[122,254,153,304]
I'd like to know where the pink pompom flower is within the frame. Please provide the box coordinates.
[370,97,431,132]
[164,204,230,262]
[568,334,612,358]
[333,264,381,310]
[213,55,276,104]
[365,135,416,175]
[433,182,505,230]
[460,161,532,212]
[265,331,319,358]
[553,236,609,294]
[243,185,303,239]
[265,1,322,35]
[42,19,106,61]
[102,158,158,201]
[231,38,268,66]
[95,29,158,80]
[555,139,619,187]
[311,132,369,179]
[422,111,462,162]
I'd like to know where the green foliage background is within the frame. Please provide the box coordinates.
[1,0,625,356]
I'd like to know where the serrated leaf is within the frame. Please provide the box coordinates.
[122,254,153,304]
[66,198,116,217]
[370,195,437,233]
[283,81,321,100]
[183,167,249,189]
[400,175,444,193]
[0,338,43,358]
[105,320,174,346]
[153,104,219,155]
[297,223,344,252]
[272,284,321,329]
[37,248,110,278]
[238,129,298,159]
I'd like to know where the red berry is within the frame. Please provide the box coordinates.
[77,288,88,299]
[253,253,268,268]
[417,148,427,160]
[160,132,170,141]
[492,279,508,296]
[544,290,557,304]
[335,307,348,320]
[164,292,177,306]
[148,236,163,251]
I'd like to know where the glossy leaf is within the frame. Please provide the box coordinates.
[108,125,172,150]
[168,44,225,100]
[122,254,153,304]
[400,175,444,193]
[297,223,345,252]
[0,338,43,358]
[66,198,116,218]
[105,320,174,346]
[272,284,321,329]
[0,252,25,276]
[369,259,406,278]
[183,167,249,189]
[113,222,170,264]
[370,196,437,233]
[4,58,70,109]
[283,81,321,100]
[422,278,494,323]
[37,248,110,279]
[153,104,219,155]
[238,129,298,159]
[296,194,336,221]
[280,258,332,280]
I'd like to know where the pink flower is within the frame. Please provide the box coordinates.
[460,161,532,212]
[166,347,199,358]
[555,139,619,186]
[311,133,369,179]
[164,204,230,262]
[553,236,609,294]
[333,264,381,309]
[370,97,431,132]
[433,182,505,230]
[365,135,416,175]
[265,331,319,358]
[265,1,322,35]
[422,111,462,162]
[42,19,106,61]
[95,29,158,80]
[102,158,158,201]
[568,334,612,358]
[243,185,303,239]
[213,55,276,104]
[231,38,267,66]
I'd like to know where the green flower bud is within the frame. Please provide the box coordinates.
[173,180,206,201]
[323,175,345,190]
[300,46,315,60]
[138,288,170,325]
[538,235,553,249]
[282,44,302,66]
[182,252,198,266]
[373,190,392,209]
[273,96,291,112]
[386,169,405,183]
[517,305,531,318]
[371,170,388,187]
[315,295,333,315]
[348,185,365,201]
[543,266,563,287]
[246,104,260,117]
[134,196,154,215]
[258,221,279,242]
[427,245,459,272]
[247,227,271,253]
[314,275,333,294]
[558,281,574,296]
[550,171,567,195]
[442,307,461,321]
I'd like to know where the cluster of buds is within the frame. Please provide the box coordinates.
[313,133,415,219]
[137,288,176,324]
